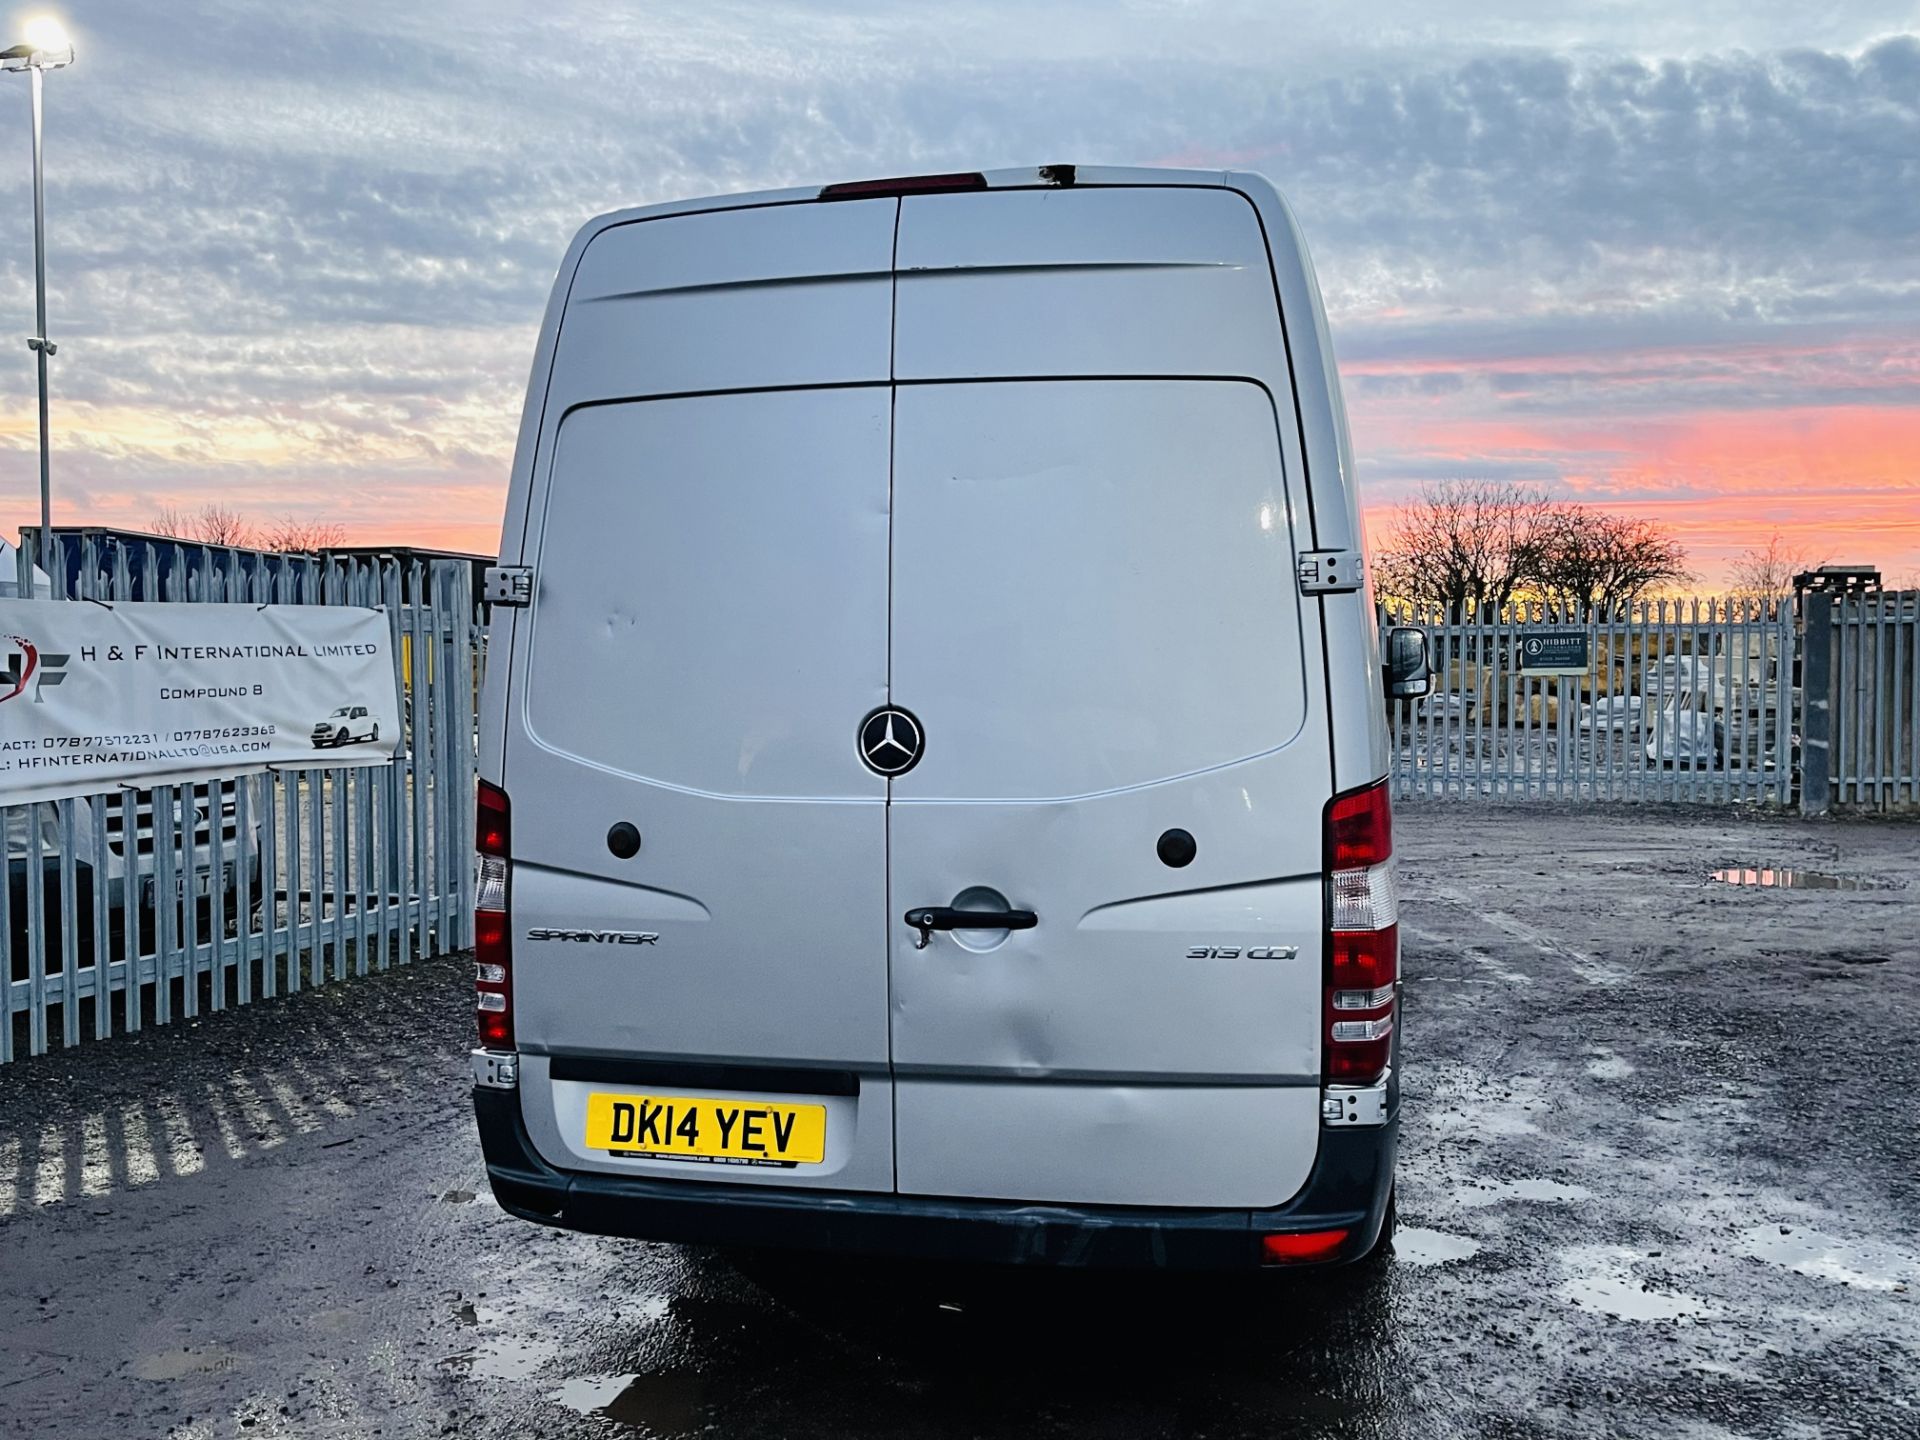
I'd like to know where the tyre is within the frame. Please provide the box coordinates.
[371,724,380,742]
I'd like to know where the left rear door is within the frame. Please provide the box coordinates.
[502,198,901,1192]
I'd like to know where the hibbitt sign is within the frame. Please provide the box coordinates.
[0,599,401,805]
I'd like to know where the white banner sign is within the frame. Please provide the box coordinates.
[0,600,402,806]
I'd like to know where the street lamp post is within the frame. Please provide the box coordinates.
[2,17,74,575]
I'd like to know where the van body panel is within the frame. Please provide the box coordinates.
[892,1081,1321,1208]
[504,386,895,1190]
[554,199,897,403]
[894,187,1287,382]
[885,808,1323,1085]
[1219,172,1392,788]
[886,378,1327,1204]
[522,391,891,799]
[888,380,1310,799]
[504,765,887,1064]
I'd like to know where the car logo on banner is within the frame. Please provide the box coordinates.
[858,706,924,777]
[0,636,67,705]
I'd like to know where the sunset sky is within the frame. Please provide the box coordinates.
[0,1,1915,586]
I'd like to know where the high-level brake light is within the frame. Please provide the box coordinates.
[819,171,987,200]
[475,779,512,1049]
[1323,779,1398,1086]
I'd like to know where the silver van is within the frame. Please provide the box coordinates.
[473,166,1429,1269]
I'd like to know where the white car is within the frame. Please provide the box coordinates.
[1645,691,1723,768]
[1418,691,1473,722]
[311,704,379,748]
[471,165,1419,1273]
[1578,694,1643,732]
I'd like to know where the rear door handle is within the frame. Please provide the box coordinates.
[903,906,1037,949]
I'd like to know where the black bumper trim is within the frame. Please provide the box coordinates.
[474,1086,1397,1271]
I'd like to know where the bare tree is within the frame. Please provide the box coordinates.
[1729,530,1827,597]
[259,515,348,552]
[150,503,258,548]
[149,506,350,553]
[150,505,193,540]
[195,504,256,547]
[1376,480,1686,614]
[1373,480,1554,615]
[1533,508,1688,612]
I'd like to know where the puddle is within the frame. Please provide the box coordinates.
[1393,1227,1481,1266]
[440,1309,563,1383]
[1709,866,1894,892]
[1454,1177,1592,1208]
[1735,1225,1916,1291]
[1559,1247,1717,1324]
[469,1335,564,1381]
[132,1344,239,1381]
[1423,1100,1541,1139]
[552,1371,708,1433]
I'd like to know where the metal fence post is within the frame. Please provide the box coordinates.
[1800,589,1833,815]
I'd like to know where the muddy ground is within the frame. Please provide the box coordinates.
[1,803,1915,1439]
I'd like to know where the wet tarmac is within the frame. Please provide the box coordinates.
[2,803,1916,1439]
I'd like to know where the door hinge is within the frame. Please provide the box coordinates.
[483,565,533,607]
[1297,549,1363,596]
[1322,1068,1391,1127]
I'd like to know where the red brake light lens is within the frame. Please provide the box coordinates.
[1326,779,1391,870]
[819,171,987,200]
[1261,1228,1351,1264]
[478,779,510,858]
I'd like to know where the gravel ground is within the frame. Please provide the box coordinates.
[1,802,1915,1439]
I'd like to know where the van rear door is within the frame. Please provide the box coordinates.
[885,187,1333,1209]
[502,199,898,1193]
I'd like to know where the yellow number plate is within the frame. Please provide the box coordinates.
[584,1092,827,1168]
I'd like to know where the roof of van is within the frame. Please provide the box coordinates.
[577,165,1249,234]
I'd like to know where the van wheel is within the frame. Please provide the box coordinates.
[1360,1187,1398,1262]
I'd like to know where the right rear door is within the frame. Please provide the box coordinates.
[883,187,1335,1209]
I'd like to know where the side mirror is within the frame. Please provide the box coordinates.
[1385,626,1432,700]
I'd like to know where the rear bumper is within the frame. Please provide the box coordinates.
[473,1085,1397,1271]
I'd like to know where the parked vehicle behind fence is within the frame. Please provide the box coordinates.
[471,166,1430,1271]
[3,537,265,989]
[7,782,262,983]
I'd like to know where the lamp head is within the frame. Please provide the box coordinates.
[2,15,73,70]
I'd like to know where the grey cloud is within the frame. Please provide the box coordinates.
[0,3,1910,532]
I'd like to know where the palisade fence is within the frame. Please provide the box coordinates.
[1,533,478,1064]
[1381,597,1797,805]
[1383,591,1920,811]
[1820,589,1920,811]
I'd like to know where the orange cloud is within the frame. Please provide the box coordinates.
[1355,404,1920,584]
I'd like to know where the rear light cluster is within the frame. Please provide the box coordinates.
[475,780,512,1049]
[1323,779,1398,1086]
